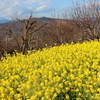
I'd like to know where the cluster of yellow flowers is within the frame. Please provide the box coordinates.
[1,40,100,100]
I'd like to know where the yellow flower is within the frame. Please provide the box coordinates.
[97,88,100,92]
[1,40,100,99]
[75,88,79,92]
[30,95,37,100]
[10,91,15,95]
[41,97,45,100]
[53,93,57,98]
[76,98,81,100]
[65,94,69,99]
[78,93,82,96]
[18,98,23,100]
[65,87,69,91]
[58,83,63,88]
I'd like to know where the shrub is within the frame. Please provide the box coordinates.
[0,40,100,100]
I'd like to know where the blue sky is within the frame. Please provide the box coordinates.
[0,0,100,20]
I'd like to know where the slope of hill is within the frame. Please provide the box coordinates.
[0,16,58,38]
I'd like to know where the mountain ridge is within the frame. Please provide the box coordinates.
[0,17,55,24]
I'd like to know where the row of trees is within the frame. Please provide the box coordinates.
[0,0,100,59]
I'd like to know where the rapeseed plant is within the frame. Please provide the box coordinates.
[1,40,100,99]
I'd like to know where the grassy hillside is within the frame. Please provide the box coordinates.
[0,40,100,100]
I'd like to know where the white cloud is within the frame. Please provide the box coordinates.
[27,6,33,10]
[1,8,12,17]
[71,0,78,3]
[0,0,52,19]
[36,5,46,11]
[26,0,52,5]
[12,1,19,6]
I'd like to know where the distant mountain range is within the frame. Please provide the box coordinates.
[0,19,11,23]
[0,17,55,24]
[0,16,64,24]
[0,17,58,39]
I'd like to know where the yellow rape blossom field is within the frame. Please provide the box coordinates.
[1,40,100,100]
